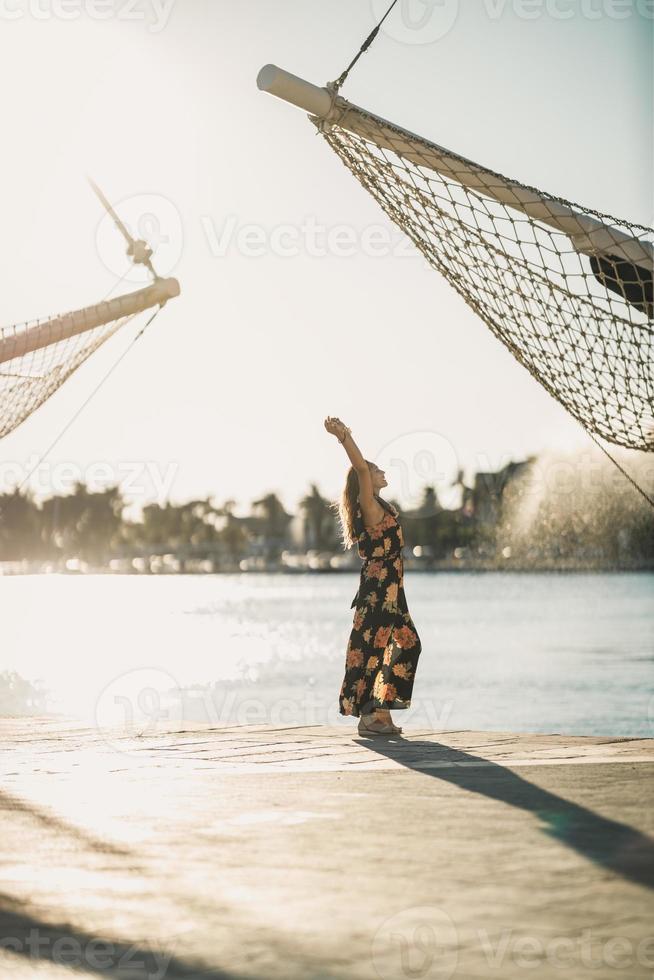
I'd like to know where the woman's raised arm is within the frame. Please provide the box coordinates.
[323,416,384,527]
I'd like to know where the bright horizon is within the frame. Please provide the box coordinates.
[0,0,651,517]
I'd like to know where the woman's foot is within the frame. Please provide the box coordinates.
[357,710,402,735]
[373,710,401,732]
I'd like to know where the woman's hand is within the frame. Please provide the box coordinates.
[325,416,367,473]
[324,416,351,442]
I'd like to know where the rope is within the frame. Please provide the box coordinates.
[332,0,400,91]
[14,305,162,495]
[0,264,142,442]
[583,428,654,509]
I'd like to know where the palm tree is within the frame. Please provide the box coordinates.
[0,488,41,561]
[220,517,248,566]
[298,484,335,550]
[449,467,475,518]
[251,492,292,560]
[418,485,441,517]
[40,482,124,564]
[126,498,221,557]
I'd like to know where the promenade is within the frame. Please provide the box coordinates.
[1,720,653,979]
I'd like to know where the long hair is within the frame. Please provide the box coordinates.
[330,462,375,550]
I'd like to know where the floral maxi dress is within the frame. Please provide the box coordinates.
[339,496,422,717]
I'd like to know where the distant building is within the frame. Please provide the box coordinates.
[470,458,536,525]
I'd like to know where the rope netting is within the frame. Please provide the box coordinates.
[0,311,136,439]
[315,107,654,454]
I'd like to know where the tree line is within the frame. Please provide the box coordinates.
[0,461,652,570]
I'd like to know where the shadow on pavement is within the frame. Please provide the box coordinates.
[0,893,252,980]
[356,735,654,890]
[0,790,133,858]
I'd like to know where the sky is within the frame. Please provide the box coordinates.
[0,0,651,516]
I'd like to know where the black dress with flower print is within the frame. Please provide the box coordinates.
[338,495,422,717]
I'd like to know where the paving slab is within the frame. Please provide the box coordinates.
[1,719,653,979]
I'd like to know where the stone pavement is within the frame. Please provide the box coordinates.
[1,719,653,979]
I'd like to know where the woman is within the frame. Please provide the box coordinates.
[324,415,422,736]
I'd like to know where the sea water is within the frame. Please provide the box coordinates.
[1,571,652,737]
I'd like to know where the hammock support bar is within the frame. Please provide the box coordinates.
[257,64,653,272]
[0,277,180,366]
[256,64,333,118]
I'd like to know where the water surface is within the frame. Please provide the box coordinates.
[2,571,652,736]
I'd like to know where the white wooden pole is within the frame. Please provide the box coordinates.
[256,64,333,118]
[0,277,180,367]
[257,64,652,270]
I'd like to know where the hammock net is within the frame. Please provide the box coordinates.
[0,308,137,440]
[314,107,654,453]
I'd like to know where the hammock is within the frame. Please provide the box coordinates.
[0,180,180,441]
[0,279,179,440]
[258,66,654,455]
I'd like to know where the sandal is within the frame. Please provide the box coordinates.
[372,713,402,734]
[357,714,402,736]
